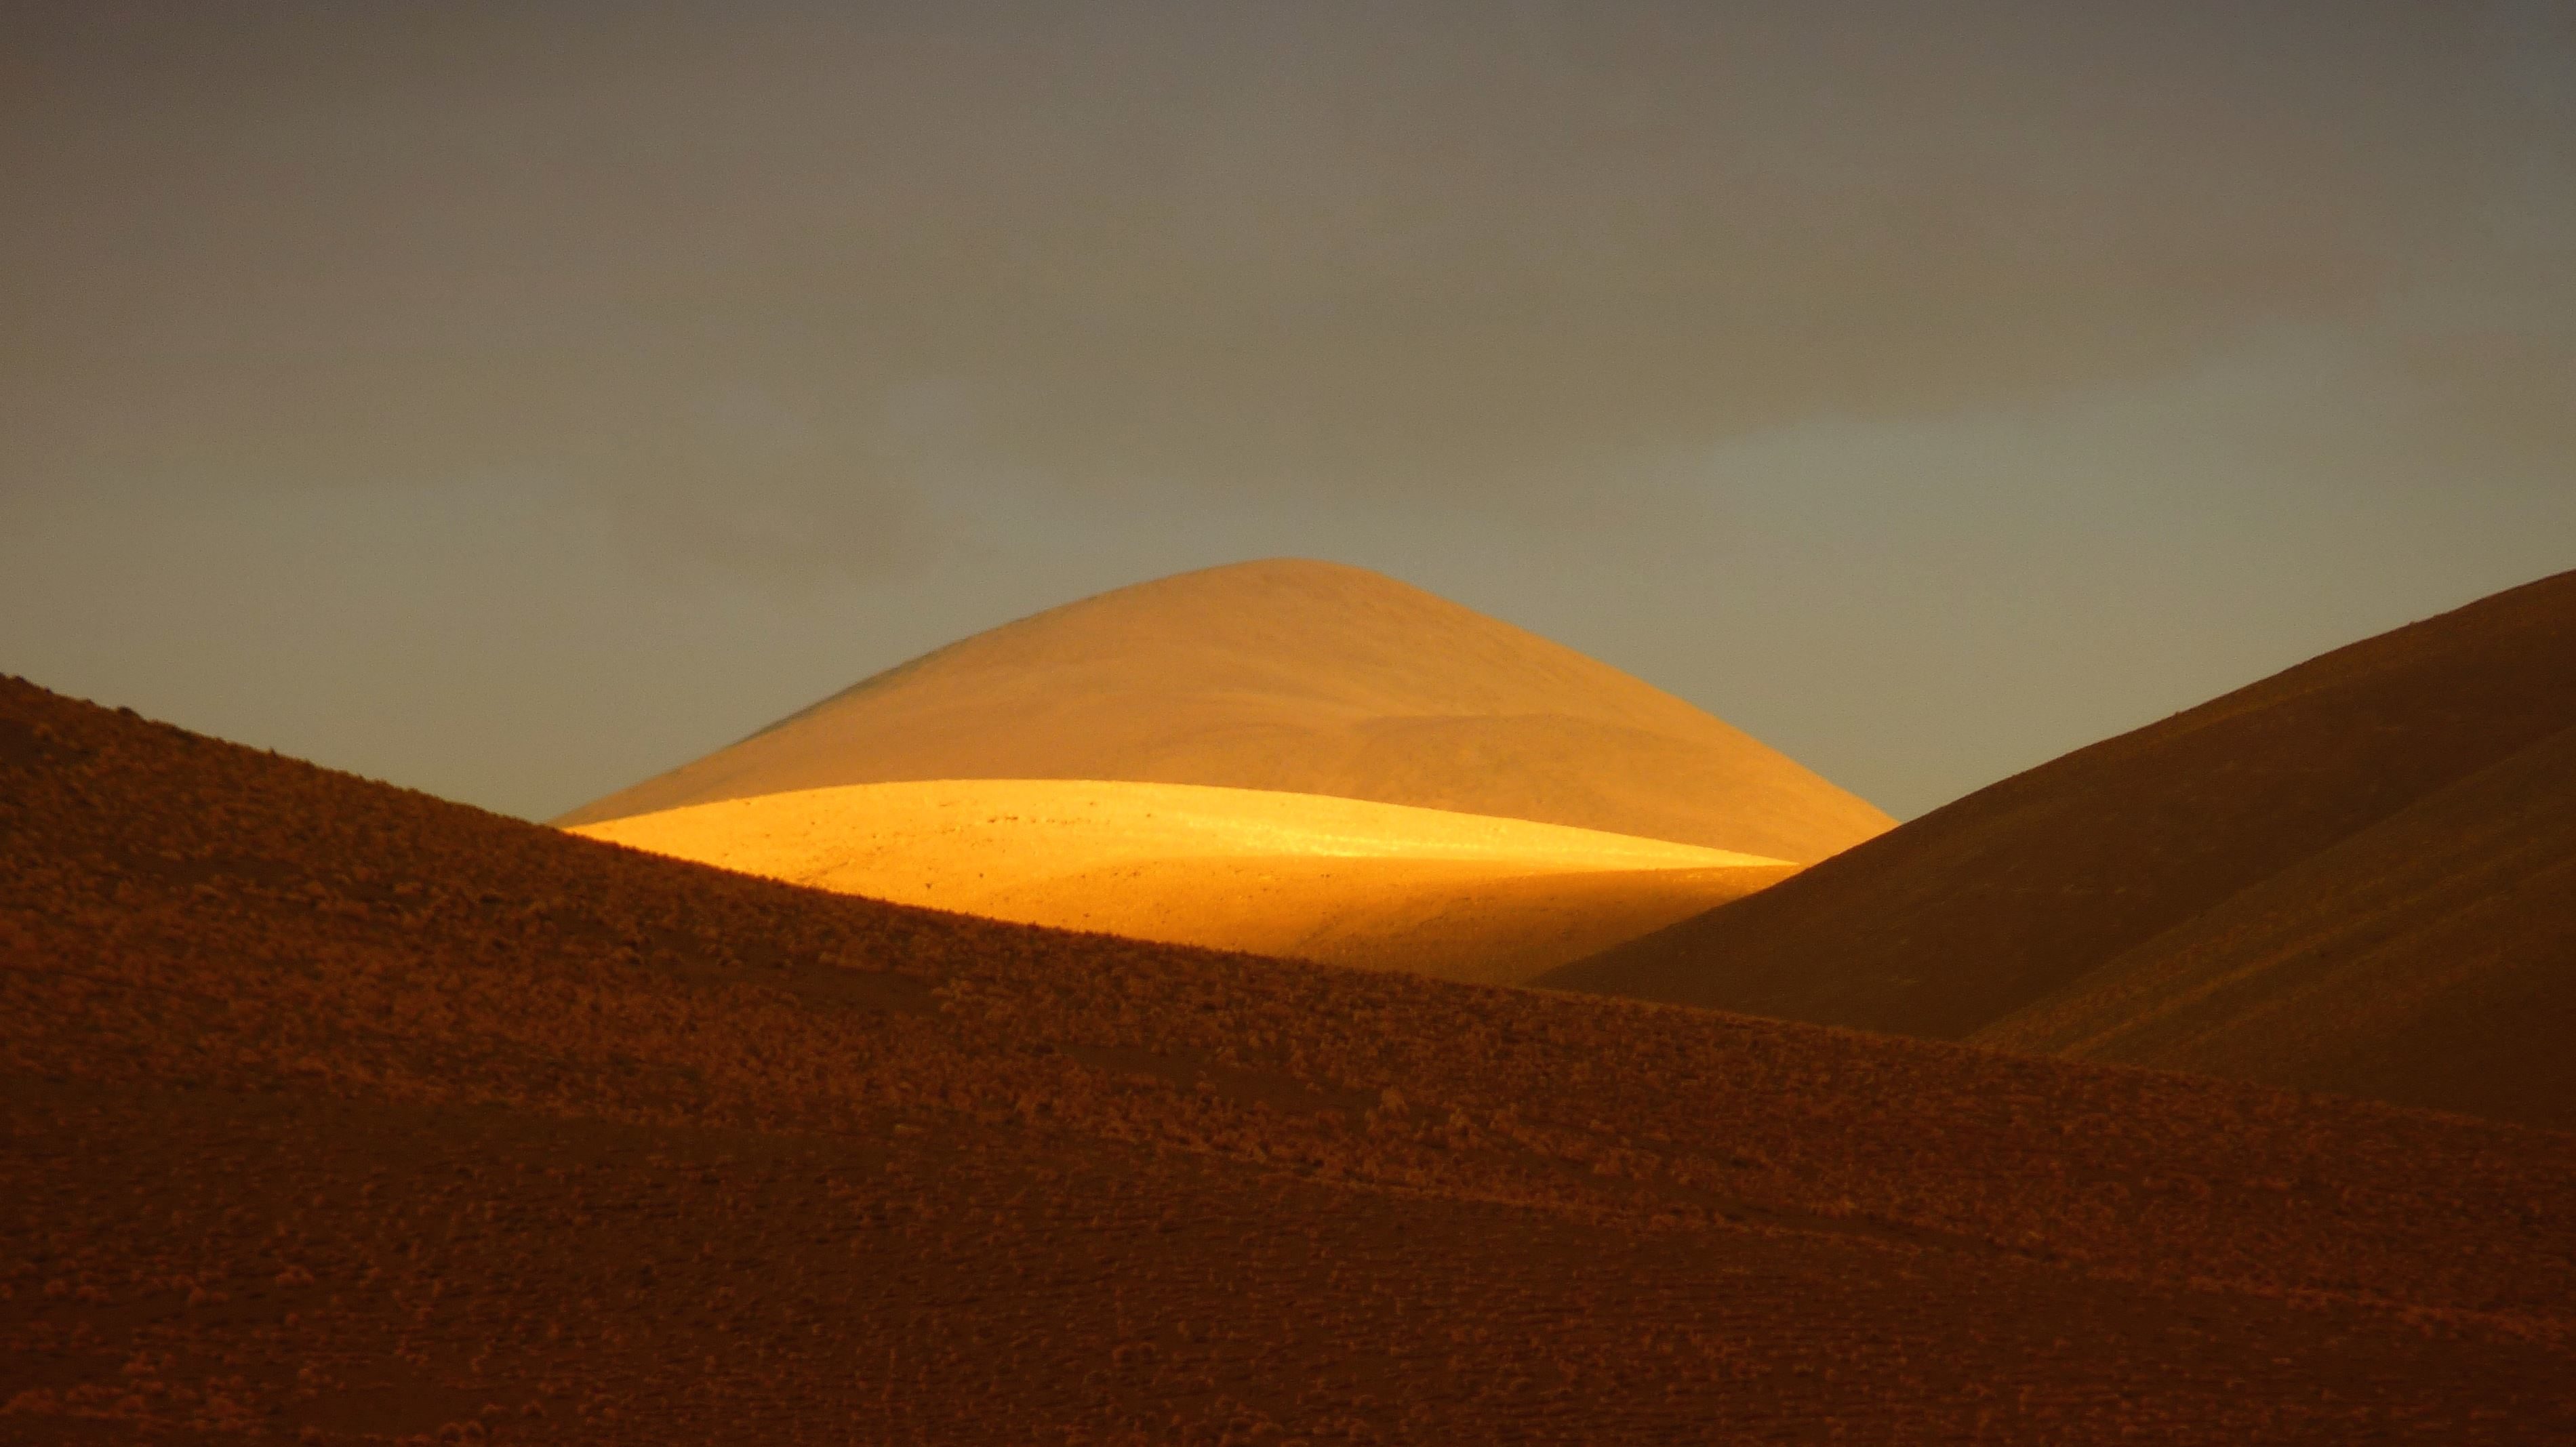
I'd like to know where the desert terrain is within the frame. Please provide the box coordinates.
[555,559,1891,862]
[559,559,1885,986]
[7,675,2576,1442]
[1545,569,2576,1129]
[571,779,1791,983]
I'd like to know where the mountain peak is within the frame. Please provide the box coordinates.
[558,561,1891,861]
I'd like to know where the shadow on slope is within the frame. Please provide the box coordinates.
[1978,721,2576,1124]
[1542,569,2576,1128]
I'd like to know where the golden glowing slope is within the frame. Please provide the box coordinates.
[571,779,1794,985]
[556,559,1891,863]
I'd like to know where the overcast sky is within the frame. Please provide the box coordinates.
[5,0,2571,821]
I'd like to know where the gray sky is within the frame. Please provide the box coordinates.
[4,0,2571,821]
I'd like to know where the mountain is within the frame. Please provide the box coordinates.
[8,676,2575,1441]
[555,558,1892,864]
[570,779,1795,984]
[1541,569,2576,1128]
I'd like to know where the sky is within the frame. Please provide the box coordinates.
[3,0,2571,823]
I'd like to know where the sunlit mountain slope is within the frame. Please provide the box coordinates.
[572,779,1793,983]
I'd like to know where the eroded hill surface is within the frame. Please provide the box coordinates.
[554,558,1892,864]
[1543,569,2576,1128]
[7,677,2576,1443]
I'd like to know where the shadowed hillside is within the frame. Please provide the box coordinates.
[1542,569,2576,1128]
[555,558,1891,864]
[6,676,2576,1442]
[1977,720,2576,1122]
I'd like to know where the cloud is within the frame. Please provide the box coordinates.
[2,0,2567,554]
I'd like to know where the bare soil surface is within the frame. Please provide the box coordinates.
[7,677,2575,1443]
[1544,569,2576,1129]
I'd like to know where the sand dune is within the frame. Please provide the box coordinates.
[1543,568,2576,1128]
[573,779,1793,983]
[555,558,1892,864]
[12,676,2576,1441]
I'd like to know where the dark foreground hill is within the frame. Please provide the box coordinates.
[555,558,1891,863]
[5,676,2575,1444]
[1543,570,2576,1129]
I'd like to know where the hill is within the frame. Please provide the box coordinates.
[553,558,1892,864]
[1976,719,2576,1122]
[7,676,2576,1442]
[1541,569,2576,1128]
[571,779,1792,984]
